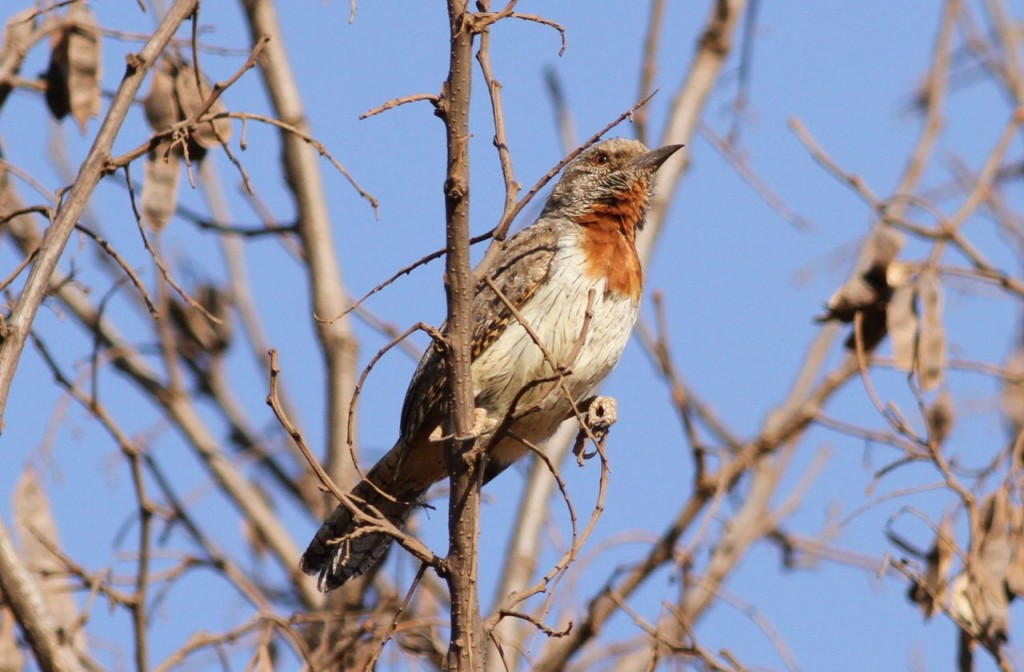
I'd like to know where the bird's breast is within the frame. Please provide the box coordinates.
[472,235,639,435]
[576,181,647,302]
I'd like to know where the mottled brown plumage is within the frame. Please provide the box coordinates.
[300,138,682,592]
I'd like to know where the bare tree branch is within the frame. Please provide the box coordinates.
[438,0,484,668]
[239,0,362,496]
[0,0,199,431]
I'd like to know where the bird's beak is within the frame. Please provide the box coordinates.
[632,144,684,172]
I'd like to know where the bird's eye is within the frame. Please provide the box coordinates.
[592,151,610,166]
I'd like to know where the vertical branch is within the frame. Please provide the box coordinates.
[638,0,748,259]
[476,7,519,225]
[634,0,665,146]
[543,67,576,152]
[438,1,484,669]
[894,0,958,206]
[239,0,361,495]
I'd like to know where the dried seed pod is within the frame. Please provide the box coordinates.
[44,3,101,132]
[0,609,24,672]
[818,227,904,352]
[144,59,178,133]
[1006,522,1024,599]
[908,514,955,619]
[1,8,36,61]
[1001,329,1024,437]
[141,60,181,230]
[143,56,231,163]
[13,468,86,652]
[43,30,71,120]
[979,491,1015,580]
[970,490,1018,642]
[169,284,233,359]
[0,9,35,110]
[65,3,101,132]
[887,284,917,371]
[172,61,231,157]
[917,269,946,392]
[926,389,954,447]
[141,142,180,231]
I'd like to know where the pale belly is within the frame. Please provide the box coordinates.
[471,243,639,464]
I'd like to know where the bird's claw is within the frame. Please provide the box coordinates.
[572,395,618,464]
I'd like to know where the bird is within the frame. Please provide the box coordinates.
[301,138,682,592]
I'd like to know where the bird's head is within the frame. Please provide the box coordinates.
[541,138,683,229]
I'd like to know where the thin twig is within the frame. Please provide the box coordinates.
[0,0,202,432]
[123,164,224,325]
[73,224,157,317]
[0,246,39,293]
[360,93,440,119]
[266,349,440,568]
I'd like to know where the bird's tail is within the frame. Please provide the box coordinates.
[300,438,445,592]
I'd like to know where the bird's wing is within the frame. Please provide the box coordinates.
[397,221,561,440]
[470,221,561,358]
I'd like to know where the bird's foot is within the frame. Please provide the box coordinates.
[571,395,618,464]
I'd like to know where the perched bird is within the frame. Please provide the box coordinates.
[301,138,682,592]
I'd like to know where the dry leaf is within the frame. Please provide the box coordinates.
[946,491,1024,642]
[949,572,974,629]
[917,269,946,392]
[979,491,1016,578]
[1006,540,1024,599]
[887,285,917,371]
[13,467,85,653]
[1001,332,1024,437]
[141,54,230,217]
[169,284,232,359]
[141,142,180,231]
[14,468,63,571]
[908,513,955,619]
[43,25,71,120]
[1006,496,1024,598]
[886,259,914,288]
[0,609,24,672]
[144,59,179,133]
[64,3,101,132]
[43,4,101,132]
[819,227,904,352]
[172,62,231,158]
[820,263,887,322]
[926,389,954,447]
[1,8,36,60]
[951,573,1010,643]
[142,62,181,231]
[963,490,1019,642]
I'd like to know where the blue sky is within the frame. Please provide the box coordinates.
[2,1,1022,670]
